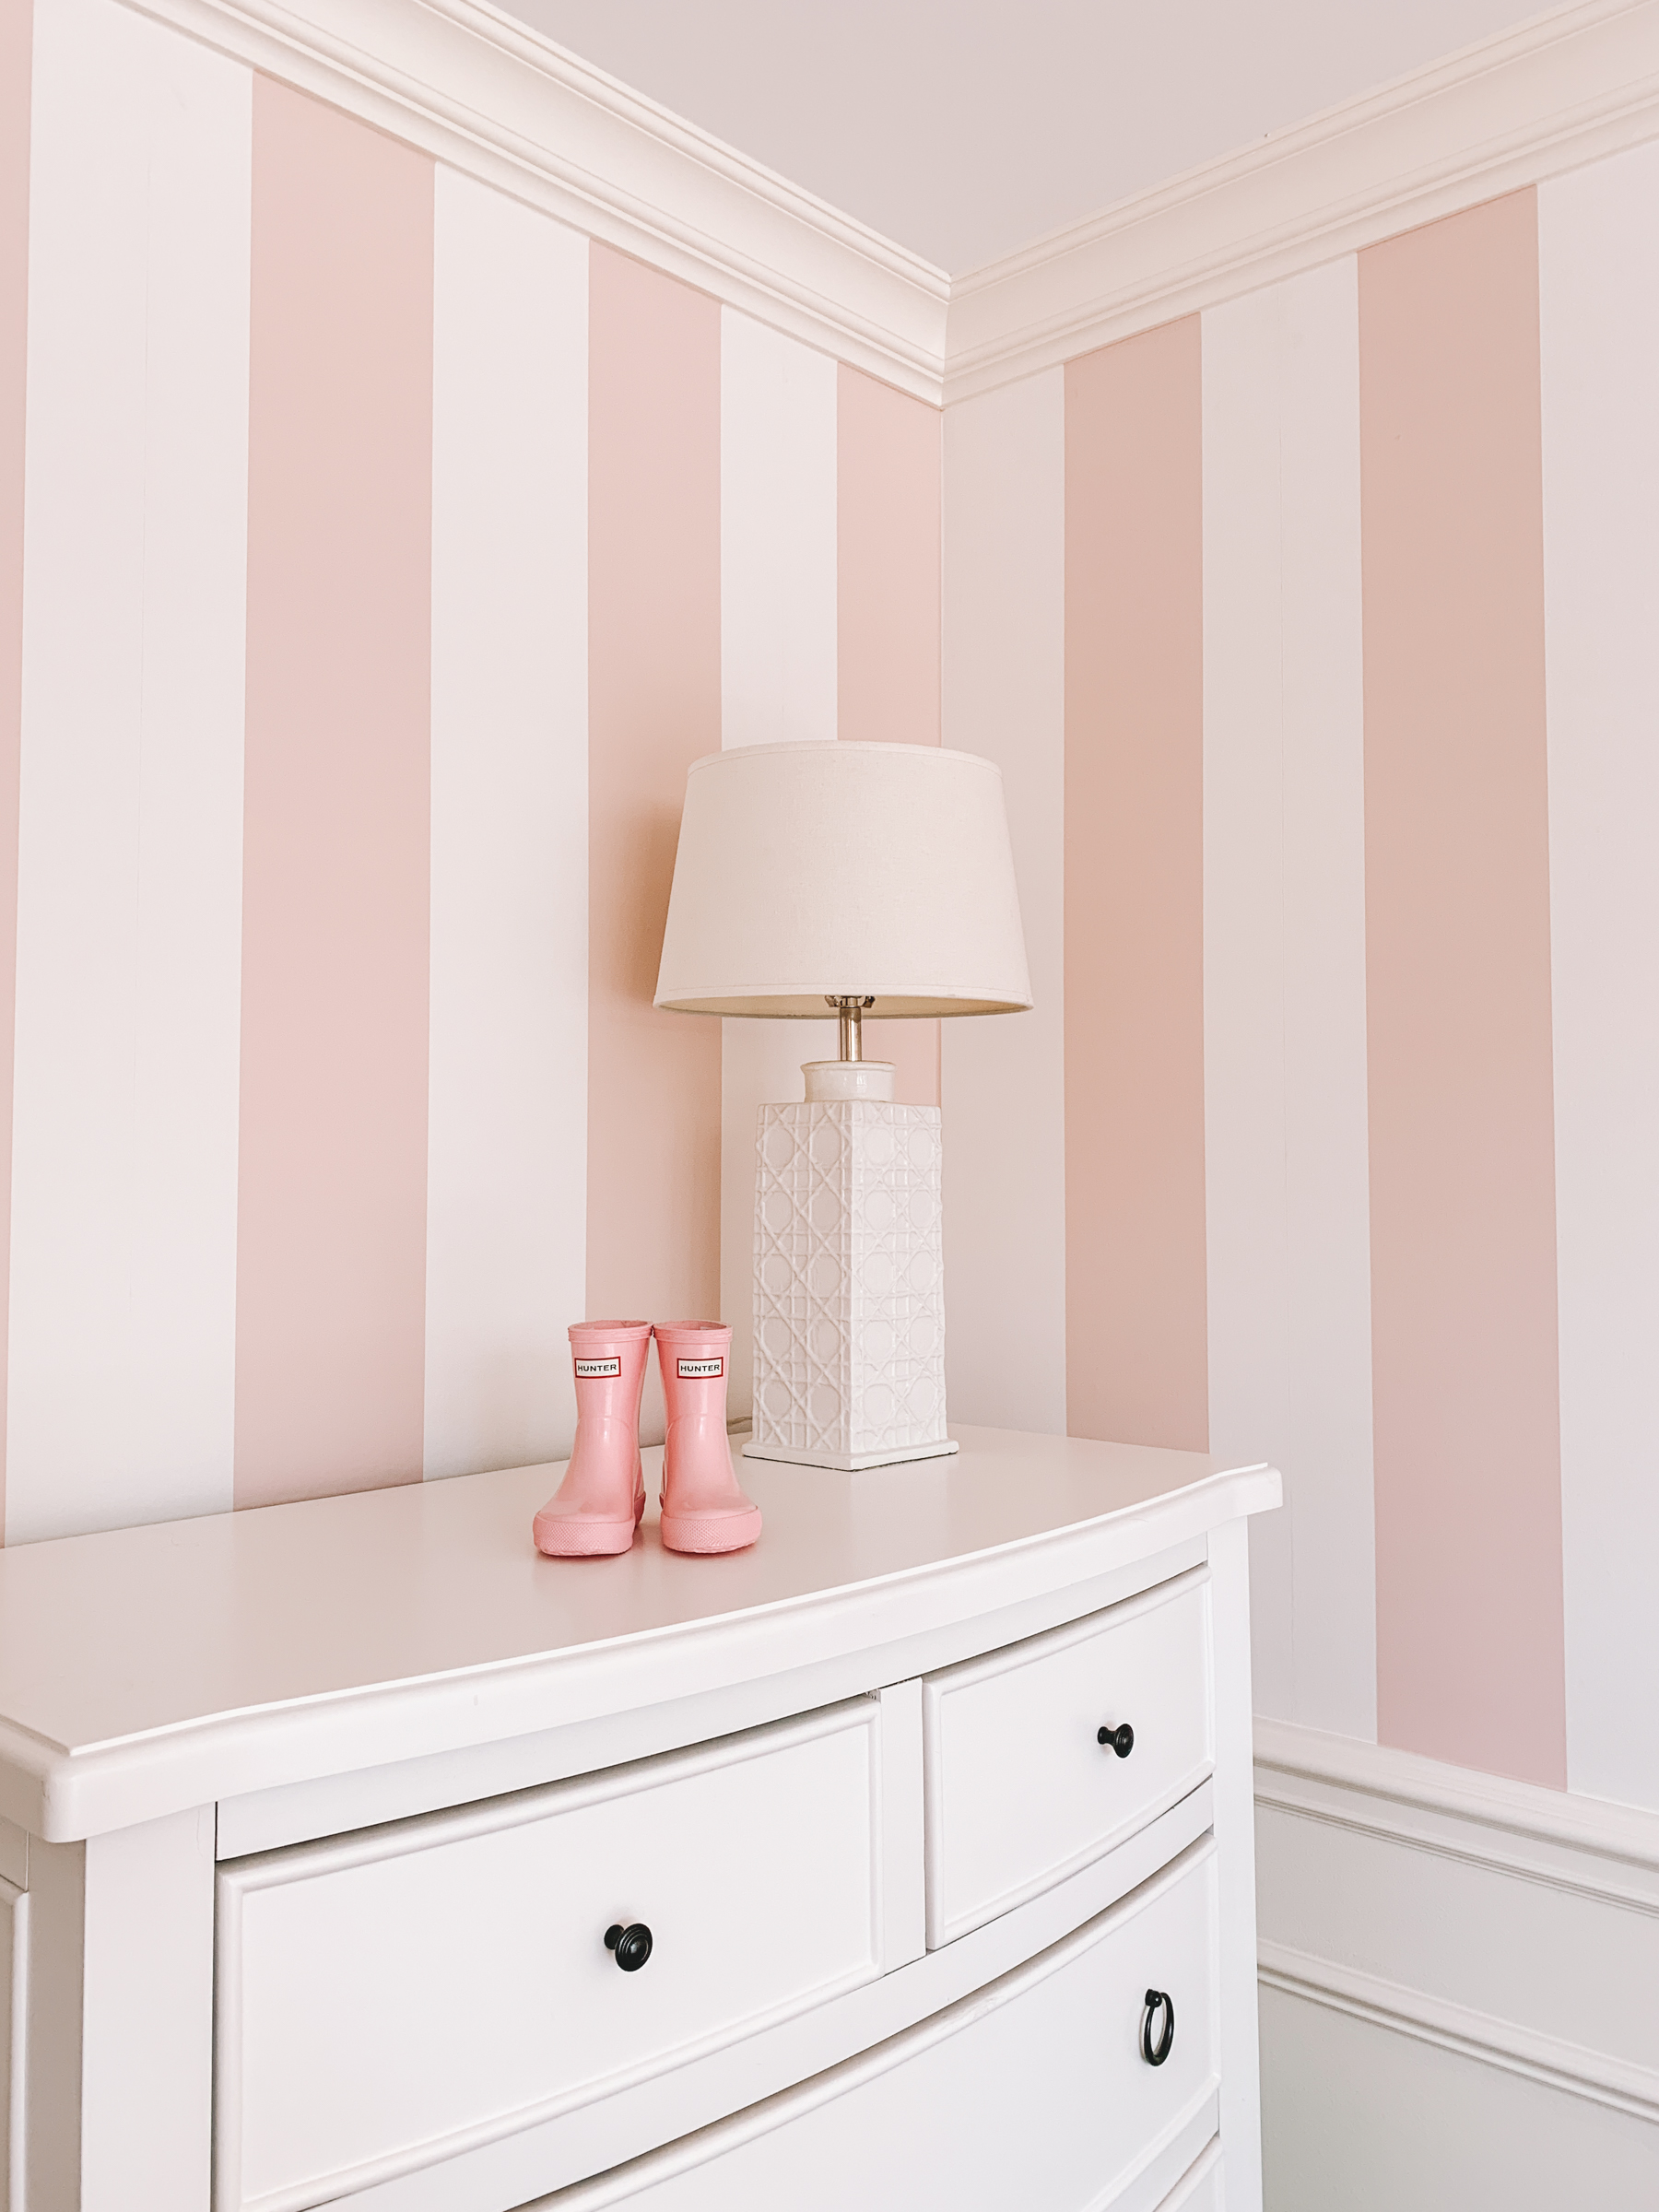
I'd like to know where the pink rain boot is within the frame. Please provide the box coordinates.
[533,1322,652,1557]
[654,1323,762,1555]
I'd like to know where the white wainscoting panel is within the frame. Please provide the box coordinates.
[1255,1720,1659,2209]
[1261,1988,1659,2212]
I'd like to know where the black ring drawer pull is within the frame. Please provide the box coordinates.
[1097,1722,1135,1758]
[1140,1988,1175,2066]
[605,1922,653,1972]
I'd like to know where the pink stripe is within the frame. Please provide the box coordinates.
[235,78,432,1510]
[1361,193,1565,1786]
[882,1020,940,1112]
[0,0,29,1543]
[837,363,941,1105]
[1064,320,1208,1451]
[587,246,722,1338]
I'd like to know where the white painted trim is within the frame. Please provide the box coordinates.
[117,0,947,397]
[1254,1716,1659,1912]
[108,0,1659,411]
[1255,1722,1659,2134]
[1260,1940,1659,2124]
[944,0,1659,400]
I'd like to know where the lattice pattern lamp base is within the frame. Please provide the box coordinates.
[742,1100,958,1472]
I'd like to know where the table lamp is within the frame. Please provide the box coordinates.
[654,741,1031,1470]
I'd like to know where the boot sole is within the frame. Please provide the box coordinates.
[532,1479,645,1559]
[660,1508,762,1556]
[532,1521,637,1557]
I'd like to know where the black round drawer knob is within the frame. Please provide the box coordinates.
[1140,1988,1175,2066]
[605,1922,653,1972]
[1098,1722,1135,1758]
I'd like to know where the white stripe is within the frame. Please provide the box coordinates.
[718,308,838,1418]
[1201,261,1375,1740]
[939,368,1065,1434]
[1539,145,1659,1815]
[424,171,588,1481]
[7,0,249,1543]
[1201,282,1289,1724]
[719,309,837,752]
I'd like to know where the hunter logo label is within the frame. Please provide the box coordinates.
[573,1357,621,1378]
[677,1357,724,1379]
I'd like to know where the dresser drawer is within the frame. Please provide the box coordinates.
[924,1568,1212,1945]
[551,1838,1220,2212]
[215,1700,904,2212]
[1162,2139,1224,2209]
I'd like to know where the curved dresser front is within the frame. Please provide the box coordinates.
[0,1423,1278,2212]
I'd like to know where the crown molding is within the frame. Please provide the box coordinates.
[120,0,951,403]
[114,0,1659,412]
[945,0,1659,403]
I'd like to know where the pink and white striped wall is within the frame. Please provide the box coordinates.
[944,160,1659,1815]
[4,0,1658,1828]
[0,0,940,1535]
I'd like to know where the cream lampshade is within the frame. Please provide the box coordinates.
[655,742,1031,1471]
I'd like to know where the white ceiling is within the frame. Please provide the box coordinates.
[503,0,1548,273]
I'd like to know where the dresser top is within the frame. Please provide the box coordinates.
[0,1425,1277,1841]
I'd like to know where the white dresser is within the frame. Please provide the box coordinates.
[0,1425,1278,2212]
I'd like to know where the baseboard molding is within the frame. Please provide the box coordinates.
[112,0,1659,412]
[1260,1940,1659,2124]
[1254,1721,1659,2139]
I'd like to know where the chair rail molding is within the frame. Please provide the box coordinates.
[1255,1714,1659,1911]
[1254,1719,1659,2131]
[109,0,1659,410]
[1258,1941,1659,2124]
[944,0,1659,402]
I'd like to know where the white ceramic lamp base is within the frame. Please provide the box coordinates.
[744,1071,957,1473]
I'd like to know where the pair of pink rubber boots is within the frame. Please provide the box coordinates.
[533,1321,762,1559]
